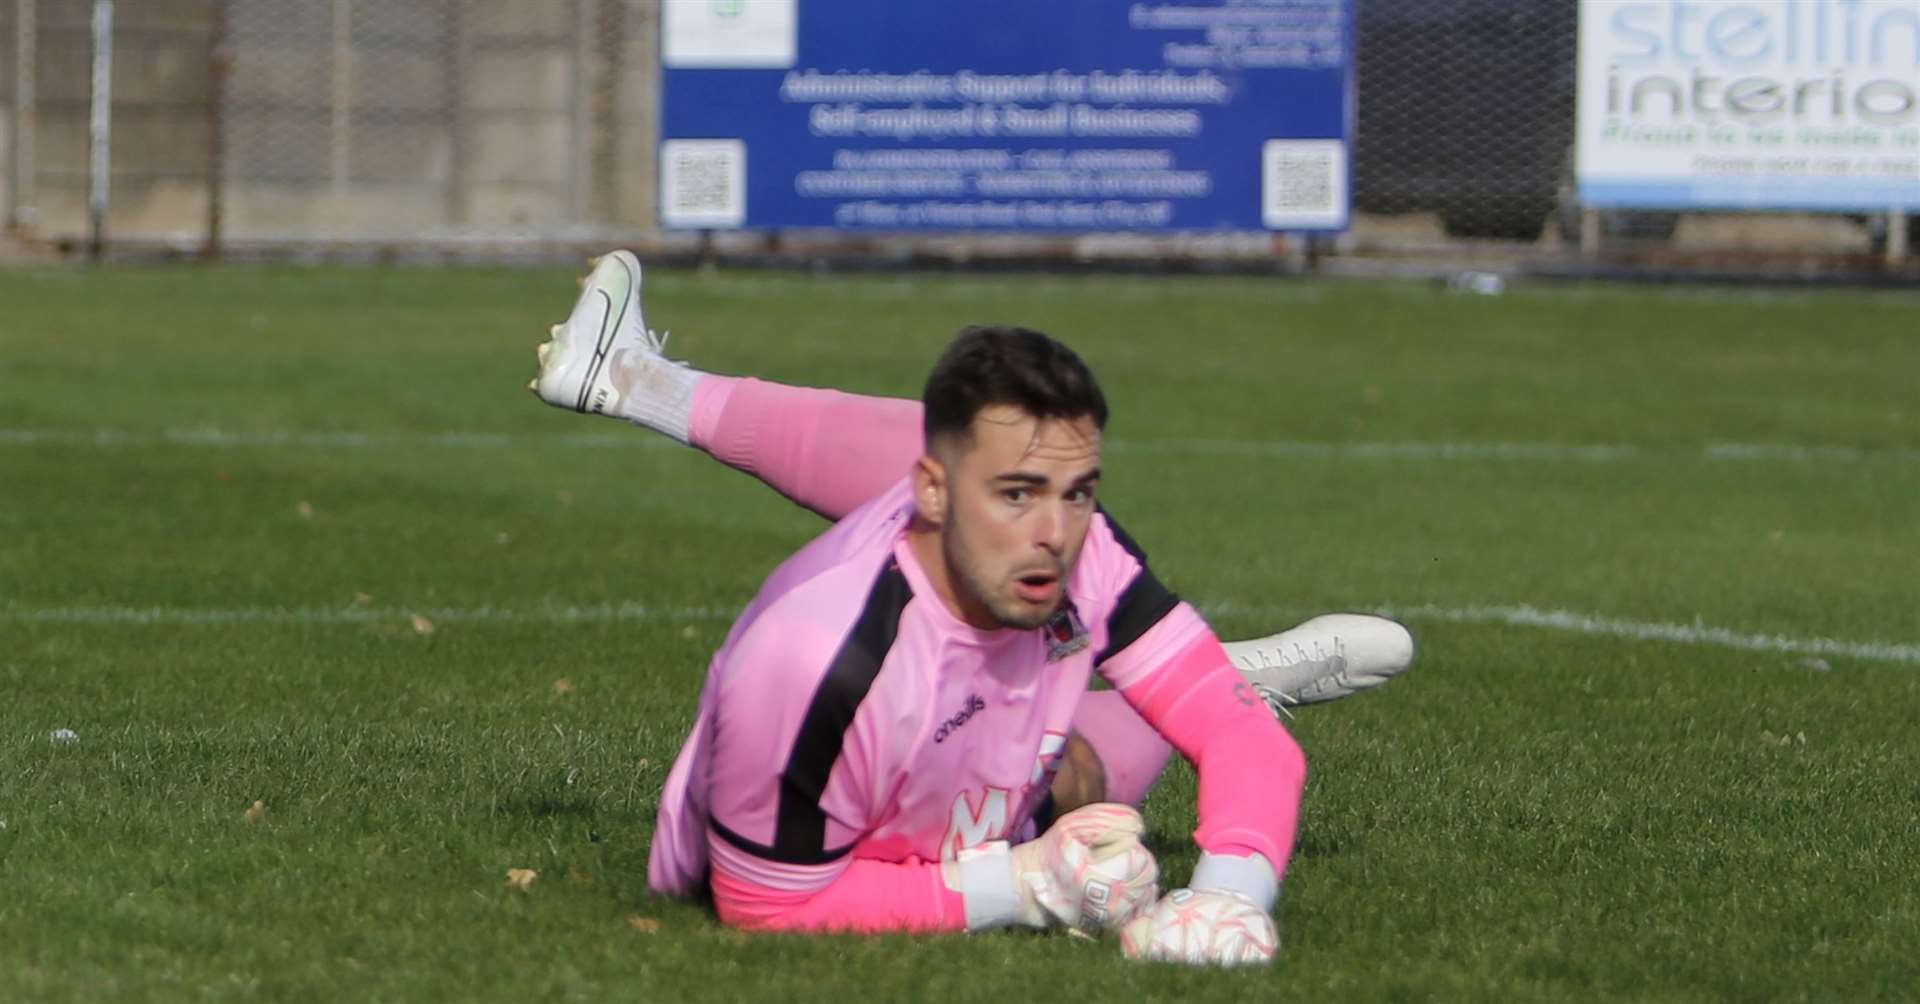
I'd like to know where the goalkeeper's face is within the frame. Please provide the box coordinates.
[929,405,1101,631]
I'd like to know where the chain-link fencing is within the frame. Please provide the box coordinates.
[3,0,659,247]
[216,0,655,241]
[0,0,1908,272]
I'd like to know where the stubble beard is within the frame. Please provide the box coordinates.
[942,518,1058,631]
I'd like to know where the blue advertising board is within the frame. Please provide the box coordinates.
[658,0,1353,231]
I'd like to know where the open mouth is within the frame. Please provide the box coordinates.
[1013,571,1059,604]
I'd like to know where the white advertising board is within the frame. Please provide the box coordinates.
[1578,0,1920,209]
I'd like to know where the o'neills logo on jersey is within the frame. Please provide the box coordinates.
[933,694,987,743]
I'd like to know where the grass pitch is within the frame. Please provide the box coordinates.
[2,265,1917,1001]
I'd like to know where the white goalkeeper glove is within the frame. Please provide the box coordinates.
[947,802,1159,933]
[1120,888,1278,966]
[1120,853,1280,966]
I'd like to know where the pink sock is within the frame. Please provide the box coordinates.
[687,376,925,521]
[1070,690,1176,807]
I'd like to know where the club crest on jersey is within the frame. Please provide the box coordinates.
[1044,601,1088,662]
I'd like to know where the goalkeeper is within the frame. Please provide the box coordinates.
[528,253,1414,965]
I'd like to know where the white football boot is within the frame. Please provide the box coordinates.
[530,251,695,439]
[1222,614,1414,718]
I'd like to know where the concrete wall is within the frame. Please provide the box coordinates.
[10,0,660,242]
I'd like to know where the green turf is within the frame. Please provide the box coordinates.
[2,266,1916,1001]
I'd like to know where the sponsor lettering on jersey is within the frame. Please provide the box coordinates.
[932,693,986,744]
[942,787,1011,860]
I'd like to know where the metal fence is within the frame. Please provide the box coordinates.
[215,0,655,241]
[2,0,658,249]
[0,0,1908,273]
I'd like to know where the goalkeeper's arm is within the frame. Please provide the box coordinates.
[1109,612,1308,908]
[708,803,1157,933]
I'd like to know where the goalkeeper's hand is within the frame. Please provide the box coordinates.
[1119,888,1279,966]
[1007,802,1159,933]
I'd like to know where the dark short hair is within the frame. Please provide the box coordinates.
[921,325,1109,446]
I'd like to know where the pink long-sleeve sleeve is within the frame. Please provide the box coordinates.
[1116,620,1307,875]
[709,852,967,933]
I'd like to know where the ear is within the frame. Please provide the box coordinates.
[912,453,947,526]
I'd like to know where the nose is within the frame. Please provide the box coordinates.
[1033,500,1067,555]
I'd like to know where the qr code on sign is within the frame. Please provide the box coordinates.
[661,139,745,228]
[1262,139,1347,230]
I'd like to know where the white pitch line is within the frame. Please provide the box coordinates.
[4,427,1918,464]
[1706,442,1920,464]
[0,603,737,626]
[5,600,1916,665]
[1380,603,1920,665]
[1113,439,1641,462]
[0,428,669,450]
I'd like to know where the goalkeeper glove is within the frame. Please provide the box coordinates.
[1120,887,1278,966]
[948,802,1159,933]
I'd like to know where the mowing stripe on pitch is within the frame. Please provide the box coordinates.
[5,601,1916,665]
[4,427,1917,464]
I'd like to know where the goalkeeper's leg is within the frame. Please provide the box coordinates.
[689,376,923,521]
[531,254,1415,704]
[529,250,921,520]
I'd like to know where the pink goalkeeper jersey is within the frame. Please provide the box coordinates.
[647,476,1207,898]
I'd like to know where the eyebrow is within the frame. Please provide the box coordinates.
[994,468,1102,488]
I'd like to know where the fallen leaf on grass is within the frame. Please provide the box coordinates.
[352,592,374,606]
[568,867,592,885]
[625,916,660,934]
[295,501,316,520]
[680,625,698,640]
[244,800,267,824]
[505,868,538,892]
[552,677,575,696]
[409,614,436,635]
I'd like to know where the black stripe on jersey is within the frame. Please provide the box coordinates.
[733,558,913,867]
[1092,508,1181,665]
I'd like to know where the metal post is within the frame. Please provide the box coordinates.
[204,0,229,261]
[331,0,353,218]
[88,0,115,261]
[10,0,35,231]
[1888,208,1910,267]
[443,0,469,228]
[570,0,598,224]
[632,0,659,234]
[1579,207,1600,259]
[595,0,622,226]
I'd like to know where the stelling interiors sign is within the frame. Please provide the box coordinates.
[1578,0,1920,210]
